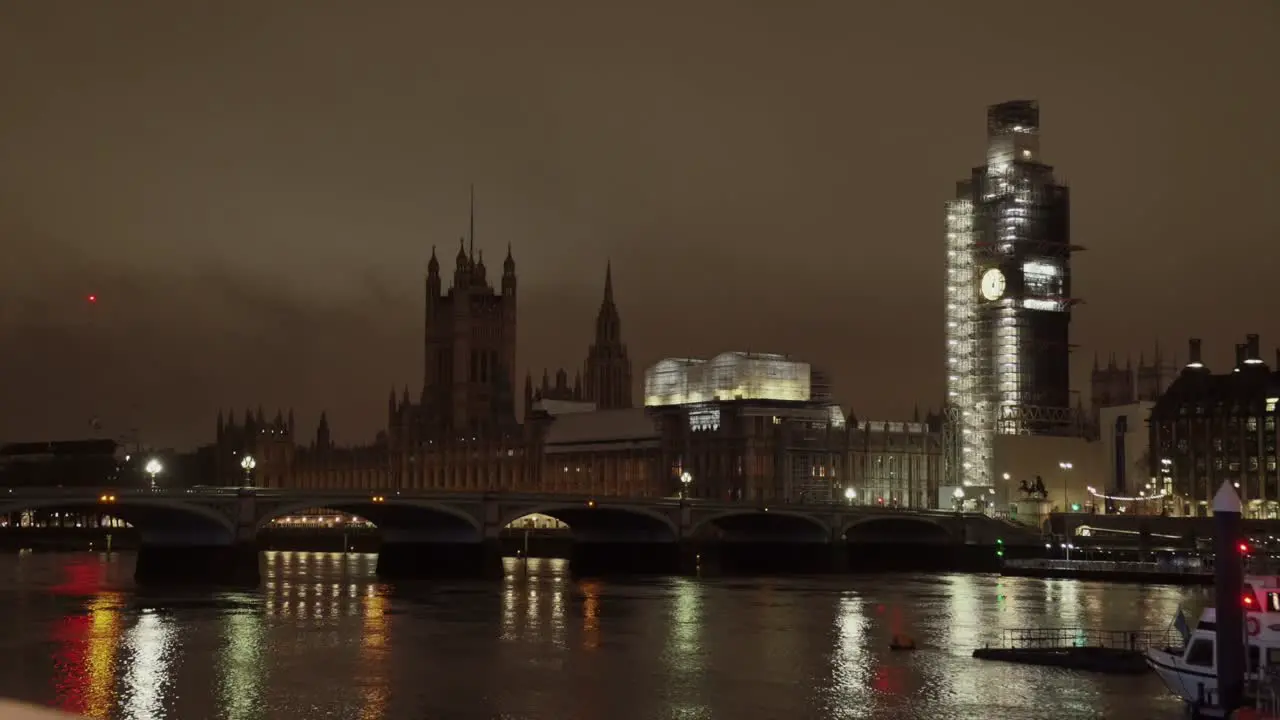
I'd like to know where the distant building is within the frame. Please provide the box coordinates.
[1089,346,1175,434]
[1099,402,1155,499]
[1150,335,1280,518]
[848,419,943,510]
[533,406,663,496]
[525,263,634,411]
[0,439,125,487]
[642,352,943,507]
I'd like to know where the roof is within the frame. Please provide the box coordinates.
[543,408,659,449]
[0,439,119,457]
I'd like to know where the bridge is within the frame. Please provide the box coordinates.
[0,487,1035,585]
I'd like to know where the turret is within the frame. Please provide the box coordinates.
[502,243,516,296]
[316,411,331,450]
[454,238,469,288]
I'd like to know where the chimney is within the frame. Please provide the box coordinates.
[1187,338,1204,368]
[1246,334,1261,363]
[1235,343,1247,367]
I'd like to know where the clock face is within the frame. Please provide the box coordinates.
[980,268,1006,301]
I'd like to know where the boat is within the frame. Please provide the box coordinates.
[1147,575,1280,717]
[889,634,916,651]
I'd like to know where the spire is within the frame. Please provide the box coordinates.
[428,245,439,274]
[1092,353,1099,372]
[468,184,475,262]
[603,260,614,305]
[912,404,920,423]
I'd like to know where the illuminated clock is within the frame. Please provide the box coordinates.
[980,268,1006,301]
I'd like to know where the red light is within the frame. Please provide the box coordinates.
[1240,543,1251,554]
[86,294,97,303]
[1245,594,1256,607]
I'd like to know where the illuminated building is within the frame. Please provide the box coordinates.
[642,353,942,506]
[1150,335,1280,518]
[944,100,1078,491]
[848,419,944,509]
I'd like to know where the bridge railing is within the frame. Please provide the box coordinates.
[1003,558,1212,576]
[0,487,1001,519]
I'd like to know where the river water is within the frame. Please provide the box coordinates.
[0,551,1203,720]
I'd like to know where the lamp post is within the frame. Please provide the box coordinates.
[144,458,163,490]
[1059,461,1073,511]
[680,471,692,500]
[952,486,965,513]
[240,455,257,488]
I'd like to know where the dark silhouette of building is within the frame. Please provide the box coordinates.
[0,439,125,487]
[420,200,519,437]
[1150,335,1280,517]
[1088,345,1175,434]
[524,264,634,411]
[583,263,633,409]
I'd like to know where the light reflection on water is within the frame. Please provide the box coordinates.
[0,551,1203,719]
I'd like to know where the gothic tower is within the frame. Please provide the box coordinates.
[583,262,633,409]
[420,189,518,437]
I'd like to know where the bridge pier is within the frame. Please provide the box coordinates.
[376,540,503,579]
[135,541,261,587]
[569,542,683,576]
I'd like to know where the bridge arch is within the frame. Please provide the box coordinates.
[501,503,678,543]
[0,497,237,546]
[841,515,953,544]
[256,498,483,544]
[690,508,831,543]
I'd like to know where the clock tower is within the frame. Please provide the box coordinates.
[944,100,1078,490]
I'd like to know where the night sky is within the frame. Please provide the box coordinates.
[1,1,1276,448]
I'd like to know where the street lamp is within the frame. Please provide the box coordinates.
[953,486,965,512]
[240,455,257,487]
[144,458,163,490]
[844,487,856,506]
[679,471,692,500]
[1059,461,1073,511]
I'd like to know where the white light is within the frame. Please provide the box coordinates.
[1022,261,1058,277]
[844,488,855,500]
[144,458,163,477]
[953,487,965,499]
[680,471,692,485]
[240,455,256,471]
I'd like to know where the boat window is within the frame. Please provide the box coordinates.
[1269,648,1280,666]
[1268,592,1280,612]
[1250,645,1260,672]
[1186,639,1215,667]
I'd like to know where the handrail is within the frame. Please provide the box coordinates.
[1004,558,1212,575]
[997,626,1181,652]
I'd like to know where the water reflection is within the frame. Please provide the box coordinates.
[121,611,175,720]
[830,593,869,707]
[358,590,389,720]
[580,579,601,651]
[218,607,264,720]
[0,552,1209,719]
[83,594,122,719]
[52,592,123,719]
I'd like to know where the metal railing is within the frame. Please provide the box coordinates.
[999,627,1180,652]
[1003,558,1213,576]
